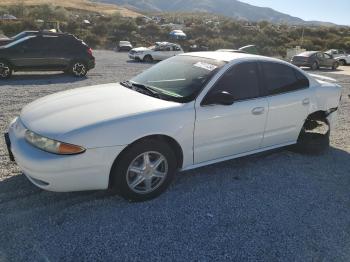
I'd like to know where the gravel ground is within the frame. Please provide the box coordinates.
[0,50,350,262]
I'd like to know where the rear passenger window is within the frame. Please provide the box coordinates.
[262,62,309,95]
[210,62,260,101]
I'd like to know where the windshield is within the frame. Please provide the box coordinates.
[129,55,226,102]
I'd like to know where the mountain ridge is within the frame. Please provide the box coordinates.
[97,0,338,26]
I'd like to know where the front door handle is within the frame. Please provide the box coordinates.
[302,98,310,105]
[252,107,265,115]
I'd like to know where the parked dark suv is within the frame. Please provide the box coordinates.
[0,32,95,79]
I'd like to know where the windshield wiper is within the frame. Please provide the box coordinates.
[120,80,161,98]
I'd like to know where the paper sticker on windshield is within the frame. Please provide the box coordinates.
[193,62,218,71]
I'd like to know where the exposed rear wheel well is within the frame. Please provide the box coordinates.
[302,110,330,131]
[293,110,330,154]
[0,58,13,67]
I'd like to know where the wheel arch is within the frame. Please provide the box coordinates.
[108,134,184,187]
[0,58,13,67]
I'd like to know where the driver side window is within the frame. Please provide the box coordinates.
[207,62,261,101]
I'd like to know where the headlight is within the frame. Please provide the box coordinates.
[25,130,85,155]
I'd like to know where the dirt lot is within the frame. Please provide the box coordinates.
[1,51,350,261]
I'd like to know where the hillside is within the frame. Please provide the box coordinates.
[0,0,141,17]
[99,0,336,25]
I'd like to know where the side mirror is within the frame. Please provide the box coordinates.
[202,91,235,106]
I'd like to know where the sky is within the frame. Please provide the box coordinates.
[239,0,350,25]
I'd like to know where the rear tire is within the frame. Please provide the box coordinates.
[332,62,339,70]
[110,139,177,202]
[311,62,318,70]
[339,60,346,66]
[0,60,12,79]
[70,61,88,77]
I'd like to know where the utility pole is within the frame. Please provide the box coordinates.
[300,27,305,47]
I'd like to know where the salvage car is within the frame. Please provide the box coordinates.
[5,52,342,201]
[0,33,95,79]
[129,42,183,62]
[291,51,339,70]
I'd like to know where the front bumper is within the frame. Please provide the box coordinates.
[7,118,126,192]
[129,53,141,60]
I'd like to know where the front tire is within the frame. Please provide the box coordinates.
[143,55,153,63]
[110,139,177,201]
[332,62,339,70]
[70,61,88,77]
[339,60,346,66]
[0,60,12,79]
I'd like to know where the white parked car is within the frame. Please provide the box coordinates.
[326,49,350,65]
[326,49,348,58]
[5,52,342,201]
[129,42,183,62]
[336,55,350,66]
[117,41,133,52]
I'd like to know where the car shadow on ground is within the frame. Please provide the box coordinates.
[1,146,349,209]
[302,67,344,72]
[0,73,87,86]
[1,146,350,261]
[126,60,156,64]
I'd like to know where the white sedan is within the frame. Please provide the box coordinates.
[128,42,184,62]
[5,52,342,201]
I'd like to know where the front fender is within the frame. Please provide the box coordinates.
[60,102,196,168]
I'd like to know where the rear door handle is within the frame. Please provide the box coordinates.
[302,98,310,105]
[252,107,265,115]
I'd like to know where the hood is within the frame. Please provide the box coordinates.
[20,83,180,141]
[131,47,151,52]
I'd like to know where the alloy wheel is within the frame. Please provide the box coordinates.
[0,63,10,78]
[72,62,86,76]
[126,151,168,194]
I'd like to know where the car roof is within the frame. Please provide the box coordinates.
[180,51,286,63]
[155,41,179,46]
[297,51,318,56]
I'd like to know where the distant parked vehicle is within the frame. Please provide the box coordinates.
[216,49,247,53]
[335,55,350,66]
[325,49,350,66]
[169,30,187,40]
[129,42,184,62]
[326,49,348,58]
[239,45,259,54]
[118,41,133,52]
[291,51,339,70]
[189,45,209,52]
[0,32,95,79]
